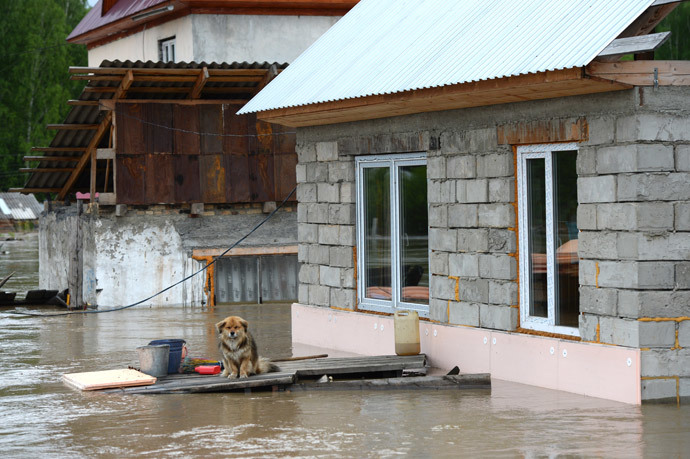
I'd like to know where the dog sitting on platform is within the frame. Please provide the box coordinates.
[215,315,279,378]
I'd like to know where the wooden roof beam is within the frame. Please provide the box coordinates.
[31,146,88,152]
[619,2,680,37]
[24,156,80,162]
[596,31,671,62]
[67,100,99,106]
[47,124,99,130]
[20,168,75,173]
[188,66,209,99]
[8,188,63,193]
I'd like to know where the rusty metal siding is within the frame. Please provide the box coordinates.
[173,105,199,155]
[199,154,226,203]
[116,103,145,155]
[145,154,174,203]
[146,104,174,154]
[173,155,201,203]
[116,156,146,204]
[199,105,223,155]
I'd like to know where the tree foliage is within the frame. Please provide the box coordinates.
[655,3,690,60]
[0,0,88,192]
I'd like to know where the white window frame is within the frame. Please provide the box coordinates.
[356,153,429,317]
[159,36,176,62]
[517,143,579,337]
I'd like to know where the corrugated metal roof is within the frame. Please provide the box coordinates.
[68,0,169,41]
[239,0,654,115]
[0,193,42,221]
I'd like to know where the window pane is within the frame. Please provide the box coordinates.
[399,165,428,304]
[364,167,391,299]
[527,158,547,318]
[554,151,579,326]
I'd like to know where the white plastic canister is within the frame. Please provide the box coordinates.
[394,310,420,356]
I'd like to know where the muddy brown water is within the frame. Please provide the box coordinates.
[1,232,689,457]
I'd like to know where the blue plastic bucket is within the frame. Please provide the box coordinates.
[148,339,186,374]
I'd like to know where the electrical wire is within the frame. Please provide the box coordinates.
[7,184,296,318]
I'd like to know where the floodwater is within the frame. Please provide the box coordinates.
[1,232,689,458]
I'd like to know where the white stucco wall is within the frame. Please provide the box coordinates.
[87,16,194,66]
[87,14,340,65]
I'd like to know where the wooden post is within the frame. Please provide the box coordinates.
[69,200,84,309]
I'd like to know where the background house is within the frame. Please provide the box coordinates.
[13,0,358,309]
[0,193,43,231]
[240,0,690,403]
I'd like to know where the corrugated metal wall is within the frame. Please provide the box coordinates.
[215,255,298,303]
[115,102,296,205]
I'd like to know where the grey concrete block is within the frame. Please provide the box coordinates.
[629,290,690,319]
[340,182,356,204]
[641,378,678,402]
[449,253,479,277]
[596,144,674,174]
[429,228,457,252]
[339,225,356,246]
[578,259,597,286]
[595,261,675,289]
[478,203,514,228]
[295,164,307,183]
[297,183,317,203]
[297,203,308,223]
[317,183,340,203]
[488,178,514,203]
[299,264,319,284]
[638,233,690,261]
[679,321,690,348]
[316,141,338,161]
[676,145,690,172]
[479,304,517,331]
[298,244,309,263]
[427,156,447,180]
[458,229,489,252]
[599,316,639,347]
[306,162,328,182]
[428,204,448,228]
[457,179,488,203]
[579,314,599,342]
[488,280,518,305]
[578,176,616,203]
[306,203,329,224]
[327,161,353,183]
[641,348,690,377]
[477,153,513,178]
[429,298,449,322]
[639,320,677,348]
[328,203,354,225]
[115,204,127,217]
[320,266,342,288]
[458,278,489,303]
[583,116,615,146]
[488,229,516,253]
[449,301,480,326]
[341,268,356,288]
[309,284,330,306]
[298,223,318,243]
[675,203,690,231]
[617,232,639,259]
[596,203,636,231]
[479,254,516,280]
[318,225,340,245]
[448,204,478,228]
[579,286,617,316]
[676,262,690,289]
[446,155,476,179]
[636,202,674,231]
[297,143,316,163]
[617,113,690,143]
[577,204,597,230]
[431,275,457,301]
[329,246,354,268]
[430,251,449,276]
[618,173,690,202]
[440,128,497,154]
[682,377,690,399]
[428,180,456,204]
[330,288,355,308]
[638,262,675,289]
[617,289,640,318]
[577,231,617,259]
[298,283,309,304]
[576,147,597,175]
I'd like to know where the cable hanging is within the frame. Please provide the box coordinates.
[7,185,296,318]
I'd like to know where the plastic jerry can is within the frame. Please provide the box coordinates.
[394,310,420,356]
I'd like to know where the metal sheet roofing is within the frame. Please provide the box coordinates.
[68,0,168,41]
[239,0,654,115]
[0,193,42,221]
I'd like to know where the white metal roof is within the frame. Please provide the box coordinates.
[239,0,653,115]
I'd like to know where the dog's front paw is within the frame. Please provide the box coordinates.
[220,369,229,377]
[228,372,238,379]
[239,373,249,378]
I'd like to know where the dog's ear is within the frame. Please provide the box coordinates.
[239,318,249,330]
[215,319,226,334]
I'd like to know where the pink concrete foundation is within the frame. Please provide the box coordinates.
[292,303,641,405]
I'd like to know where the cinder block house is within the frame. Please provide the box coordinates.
[239,0,690,403]
[13,0,358,308]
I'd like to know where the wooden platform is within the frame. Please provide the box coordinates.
[107,354,491,395]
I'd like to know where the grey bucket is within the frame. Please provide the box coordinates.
[136,344,170,377]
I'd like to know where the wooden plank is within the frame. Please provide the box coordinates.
[69,67,272,77]
[63,369,156,391]
[192,245,298,258]
[31,146,88,152]
[288,374,491,392]
[67,100,99,106]
[8,188,62,193]
[46,124,99,130]
[188,66,209,99]
[23,156,79,164]
[116,103,146,155]
[278,354,427,377]
[114,371,297,394]
[596,31,670,58]
[586,60,690,86]
[19,168,74,173]
[115,155,146,204]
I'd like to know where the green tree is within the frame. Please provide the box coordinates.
[0,0,88,192]
[655,3,690,60]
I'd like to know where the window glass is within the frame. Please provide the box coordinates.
[363,167,392,299]
[526,158,547,318]
[399,164,428,304]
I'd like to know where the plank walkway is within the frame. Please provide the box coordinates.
[106,354,491,395]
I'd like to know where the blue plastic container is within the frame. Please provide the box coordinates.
[148,339,186,374]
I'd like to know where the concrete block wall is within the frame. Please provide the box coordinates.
[576,88,690,401]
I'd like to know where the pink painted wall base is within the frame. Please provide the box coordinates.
[291,303,641,404]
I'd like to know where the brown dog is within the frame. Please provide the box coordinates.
[215,316,279,378]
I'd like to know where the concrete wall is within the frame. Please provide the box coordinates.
[294,86,690,402]
[40,204,297,308]
[87,14,340,66]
